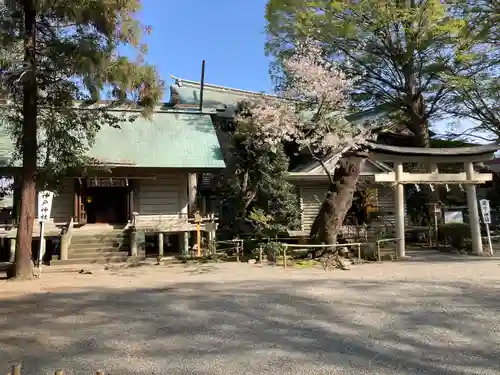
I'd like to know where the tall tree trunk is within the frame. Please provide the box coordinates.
[14,0,37,280]
[411,118,430,148]
[309,155,366,247]
[406,92,440,224]
[406,92,431,148]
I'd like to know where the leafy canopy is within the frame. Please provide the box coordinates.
[0,0,164,186]
[264,0,497,145]
[441,0,500,141]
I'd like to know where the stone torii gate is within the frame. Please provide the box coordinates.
[367,143,499,257]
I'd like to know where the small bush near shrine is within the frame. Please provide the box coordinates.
[263,241,286,261]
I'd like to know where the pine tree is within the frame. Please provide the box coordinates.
[0,0,163,279]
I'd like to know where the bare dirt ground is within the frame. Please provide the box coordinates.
[1,253,500,375]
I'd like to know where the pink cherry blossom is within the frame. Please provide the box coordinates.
[236,38,375,166]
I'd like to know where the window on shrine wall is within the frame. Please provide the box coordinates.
[344,188,379,226]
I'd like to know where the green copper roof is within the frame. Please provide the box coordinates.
[171,78,258,109]
[0,110,225,169]
[170,77,392,124]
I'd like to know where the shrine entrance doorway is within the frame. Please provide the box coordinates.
[86,186,128,224]
[74,178,131,225]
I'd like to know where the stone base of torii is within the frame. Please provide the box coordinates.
[366,143,499,257]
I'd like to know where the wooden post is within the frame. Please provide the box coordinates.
[283,247,287,269]
[259,245,263,263]
[9,237,16,263]
[60,233,69,260]
[130,229,138,257]
[434,206,440,251]
[196,222,201,257]
[376,240,381,262]
[188,173,198,214]
[128,186,134,223]
[11,364,21,375]
[158,232,164,258]
[236,240,240,262]
[194,211,201,257]
[182,232,189,256]
[357,244,361,260]
[39,233,46,266]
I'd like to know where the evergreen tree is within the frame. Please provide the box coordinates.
[217,108,300,240]
[0,0,163,279]
[441,0,499,141]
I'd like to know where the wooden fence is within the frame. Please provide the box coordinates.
[9,365,105,375]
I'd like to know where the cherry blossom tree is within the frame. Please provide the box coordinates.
[236,39,376,247]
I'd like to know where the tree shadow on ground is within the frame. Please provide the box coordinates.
[0,277,499,375]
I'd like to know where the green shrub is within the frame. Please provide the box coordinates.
[360,243,377,260]
[439,223,470,249]
[407,226,430,243]
[263,241,286,261]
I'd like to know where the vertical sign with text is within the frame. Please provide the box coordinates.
[479,199,491,224]
[479,199,494,255]
[37,190,54,222]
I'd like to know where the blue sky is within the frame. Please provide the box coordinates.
[133,0,482,141]
[138,0,272,98]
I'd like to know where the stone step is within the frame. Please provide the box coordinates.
[69,245,128,253]
[70,240,128,250]
[52,256,125,265]
[68,250,130,259]
[71,234,127,242]
[51,254,145,266]
[69,246,130,254]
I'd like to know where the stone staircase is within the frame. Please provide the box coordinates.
[52,227,144,265]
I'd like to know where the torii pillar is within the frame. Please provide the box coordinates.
[394,161,406,258]
[465,162,483,254]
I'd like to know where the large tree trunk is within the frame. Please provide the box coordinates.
[14,1,37,280]
[309,155,366,247]
[405,93,440,225]
[405,92,431,148]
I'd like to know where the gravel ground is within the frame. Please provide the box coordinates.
[1,254,500,375]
